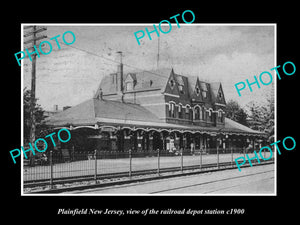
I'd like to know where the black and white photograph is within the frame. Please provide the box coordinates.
[21,24,276,195]
[4,5,298,221]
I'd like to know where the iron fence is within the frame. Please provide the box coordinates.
[23,147,274,188]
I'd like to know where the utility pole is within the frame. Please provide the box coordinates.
[23,25,47,166]
[157,34,160,69]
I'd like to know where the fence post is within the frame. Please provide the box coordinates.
[181,148,183,173]
[231,147,233,167]
[217,146,219,169]
[94,149,97,184]
[50,150,53,189]
[129,149,132,179]
[200,147,202,170]
[157,148,160,176]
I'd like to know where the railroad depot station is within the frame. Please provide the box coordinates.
[45,65,266,158]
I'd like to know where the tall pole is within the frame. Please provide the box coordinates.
[24,26,47,165]
[29,27,37,166]
[157,34,160,69]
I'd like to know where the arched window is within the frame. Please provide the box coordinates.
[207,109,213,122]
[168,102,176,118]
[185,105,191,120]
[202,107,206,120]
[194,106,200,120]
[210,109,213,122]
[218,110,224,123]
[199,106,203,120]
[178,104,183,118]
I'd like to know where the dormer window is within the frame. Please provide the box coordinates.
[195,87,200,96]
[169,79,175,89]
[200,82,208,99]
[125,81,133,91]
[178,85,184,94]
[218,91,223,100]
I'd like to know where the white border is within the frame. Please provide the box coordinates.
[20,23,277,197]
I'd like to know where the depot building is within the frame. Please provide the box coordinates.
[45,65,266,156]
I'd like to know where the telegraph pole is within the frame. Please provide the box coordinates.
[157,34,160,69]
[24,26,47,165]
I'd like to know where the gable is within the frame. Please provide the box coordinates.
[216,84,226,105]
[210,82,226,105]
[163,69,180,96]
[199,81,211,103]
[188,76,203,102]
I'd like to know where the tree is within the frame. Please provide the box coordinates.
[23,87,47,144]
[245,91,274,144]
[225,99,249,126]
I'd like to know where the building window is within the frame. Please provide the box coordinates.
[218,110,224,123]
[221,113,224,123]
[220,110,224,118]
[218,91,223,100]
[207,109,213,122]
[194,106,200,120]
[209,109,213,122]
[185,106,190,120]
[200,83,208,99]
[178,104,183,118]
[178,85,184,94]
[169,79,175,89]
[195,87,200,96]
[169,103,176,118]
[199,107,203,120]
[202,107,205,120]
[125,82,133,91]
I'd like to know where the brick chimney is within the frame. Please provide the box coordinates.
[116,64,124,94]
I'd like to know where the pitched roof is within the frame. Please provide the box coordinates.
[44,98,162,127]
[99,68,171,95]
[131,68,170,90]
[44,98,264,136]
[209,82,221,103]
[186,76,198,96]
[223,118,263,135]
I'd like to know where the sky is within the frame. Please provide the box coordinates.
[22,24,275,111]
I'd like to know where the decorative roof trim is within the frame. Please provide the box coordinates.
[215,103,226,107]
[164,93,180,98]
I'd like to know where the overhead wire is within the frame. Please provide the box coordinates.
[49,38,171,79]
